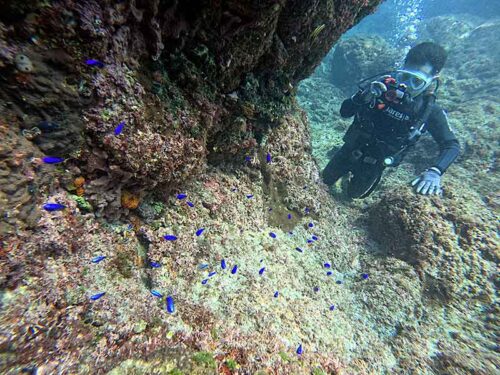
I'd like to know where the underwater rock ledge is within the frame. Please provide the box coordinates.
[0,1,396,374]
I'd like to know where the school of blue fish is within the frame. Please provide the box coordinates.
[39,60,371,358]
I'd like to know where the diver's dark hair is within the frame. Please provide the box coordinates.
[404,42,447,75]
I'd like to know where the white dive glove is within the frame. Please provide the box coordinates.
[411,167,442,195]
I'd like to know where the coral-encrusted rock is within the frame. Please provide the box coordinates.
[368,186,498,304]
[0,120,47,236]
[330,35,401,94]
[0,0,381,222]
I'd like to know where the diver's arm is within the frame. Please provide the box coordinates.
[339,90,365,118]
[340,81,387,118]
[426,107,460,174]
[411,106,460,195]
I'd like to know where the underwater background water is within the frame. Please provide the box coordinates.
[0,0,498,374]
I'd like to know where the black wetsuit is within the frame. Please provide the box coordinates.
[322,89,460,198]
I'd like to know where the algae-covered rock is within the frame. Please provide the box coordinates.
[329,35,401,94]
[368,187,497,303]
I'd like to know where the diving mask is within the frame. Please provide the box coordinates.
[394,69,436,96]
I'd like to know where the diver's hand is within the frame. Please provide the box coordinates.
[411,167,442,195]
[369,81,388,97]
[359,81,387,103]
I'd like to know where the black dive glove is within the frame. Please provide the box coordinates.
[411,167,442,195]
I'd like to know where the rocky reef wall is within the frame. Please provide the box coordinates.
[0,0,379,229]
[0,1,399,374]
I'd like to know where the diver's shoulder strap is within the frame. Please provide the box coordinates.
[406,94,436,144]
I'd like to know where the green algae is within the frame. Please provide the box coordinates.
[312,368,327,375]
[101,108,112,122]
[225,358,239,370]
[210,326,219,340]
[133,320,148,334]
[70,195,93,212]
[192,351,216,369]
[152,201,165,215]
[278,350,291,362]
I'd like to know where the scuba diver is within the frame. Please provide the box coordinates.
[322,42,460,199]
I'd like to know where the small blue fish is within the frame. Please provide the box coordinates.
[208,271,217,277]
[163,235,177,241]
[361,273,369,280]
[296,247,303,253]
[308,222,314,228]
[313,286,319,292]
[266,152,271,163]
[305,207,310,214]
[287,213,292,220]
[177,193,187,200]
[259,267,265,275]
[289,231,294,235]
[274,291,279,298]
[196,228,205,237]
[329,305,335,311]
[221,259,227,269]
[85,59,104,68]
[187,201,194,207]
[202,279,209,285]
[231,188,237,192]
[260,259,264,263]
[231,265,238,274]
[246,194,253,199]
[324,263,331,268]
[303,185,308,190]
[150,261,161,268]
[326,271,333,276]
[312,235,318,241]
[91,255,106,263]
[336,280,343,285]
[198,264,209,270]
[114,121,125,135]
[42,156,64,164]
[307,239,313,244]
[296,344,303,355]
[268,207,273,212]
[90,292,106,301]
[151,290,163,298]
[166,296,175,313]
[245,156,251,162]
[269,232,277,238]
[42,203,66,212]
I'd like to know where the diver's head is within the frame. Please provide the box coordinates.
[396,42,447,97]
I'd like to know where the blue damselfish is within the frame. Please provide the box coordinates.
[42,156,64,164]
[166,296,175,313]
[90,292,106,301]
[42,203,66,211]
